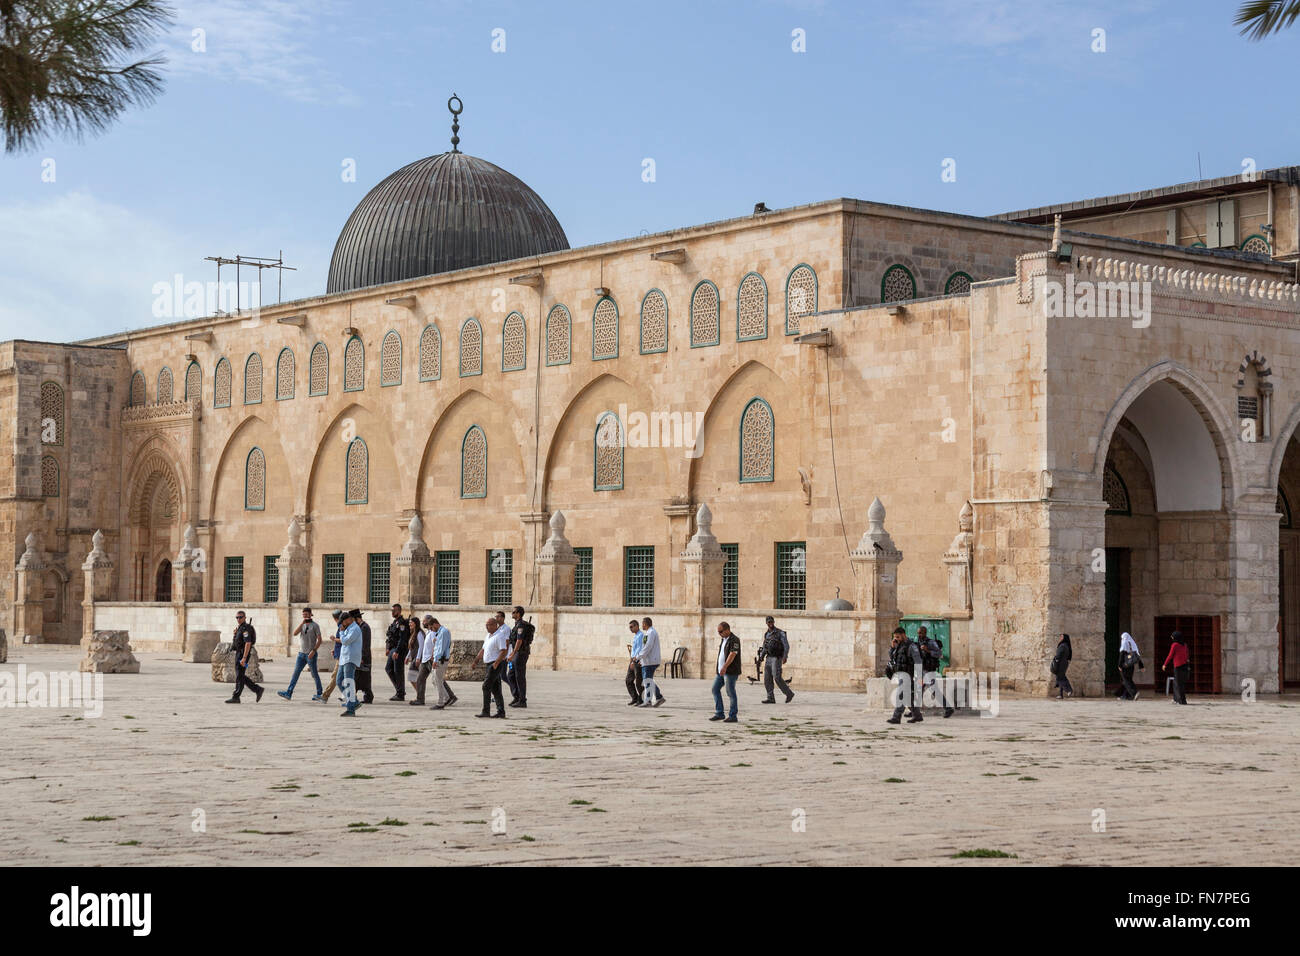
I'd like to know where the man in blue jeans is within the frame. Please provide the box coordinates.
[278,607,323,700]
[337,610,363,717]
[710,621,742,723]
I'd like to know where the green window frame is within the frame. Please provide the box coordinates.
[721,543,739,609]
[460,425,487,499]
[244,352,263,405]
[459,317,483,377]
[623,546,654,608]
[345,437,368,505]
[735,271,769,342]
[343,334,365,392]
[784,263,818,335]
[419,324,442,381]
[435,550,460,605]
[244,446,266,510]
[368,552,391,604]
[574,547,593,606]
[944,271,973,295]
[224,556,244,603]
[486,548,513,605]
[276,347,295,400]
[546,304,571,366]
[592,296,619,361]
[380,330,402,387]
[880,264,917,303]
[184,360,202,402]
[157,366,173,402]
[639,289,669,355]
[738,396,775,483]
[775,541,806,611]
[309,342,329,396]
[594,411,624,491]
[214,358,232,408]
[322,554,345,604]
[264,555,279,603]
[501,311,527,372]
[129,370,146,406]
[689,279,721,348]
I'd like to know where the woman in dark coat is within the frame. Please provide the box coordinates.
[1051,633,1073,699]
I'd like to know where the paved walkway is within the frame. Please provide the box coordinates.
[2,647,1297,865]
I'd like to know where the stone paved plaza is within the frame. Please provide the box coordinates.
[3,646,1298,866]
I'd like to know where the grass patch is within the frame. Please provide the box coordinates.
[587,807,607,813]
[569,799,592,806]
[347,827,378,833]
[422,822,440,826]
[81,816,114,822]
[1163,735,1182,740]
[402,729,421,734]
[731,762,751,767]
[688,765,710,771]
[116,840,140,846]
[883,777,906,783]
[346,822,371,828]
[463,820,487,825]
[520,835,536,842]
[395,770,417,777]
[1018,776,1038,782]
[832,761,847,765]
[981,773,998,777]
[534,755,556,760]
[344,774,373,780]
[238,829,265,835]
[379,818,408,826]
[123,715,135,720]
[303,794,320,798]
[952,848,1018,859]
[269,784,300,791]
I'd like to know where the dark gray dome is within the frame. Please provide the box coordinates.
[326,151,569,294]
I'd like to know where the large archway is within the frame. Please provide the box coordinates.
[124,446,185,601]
[1272,429,1300,689]
[1097,373,1236,695]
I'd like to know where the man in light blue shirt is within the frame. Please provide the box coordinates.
[425,616,458,710]
[337,610,363,717]
[624,619,645,705]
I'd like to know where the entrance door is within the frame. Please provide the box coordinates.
[155,559,172,603]
[1104,548,1131,689]
[1154,615,1221,694]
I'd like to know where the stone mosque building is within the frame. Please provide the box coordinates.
[5,104,1300,696]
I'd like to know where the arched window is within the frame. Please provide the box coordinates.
[640,289,668,354]
[276,347,295,400]
[736,272,768,341]
[346,437,368,505]
[502,311,526,371]
[546,305,571,366]
[245,447,266,510]
[214,359,232,408]
[1236,351,1272,440]
[881,264,917,302]
[41,455,59,497]
[40,381,64,446]
[343,335,364,391]
[1103,464,1130,516]
[460,425,487,499]
[1241,234,1272,256]
[419,324,442,381]
[381,330,402,386]
[157,367,174,403]
[690,280,720,348]
[785,264,817,335]
[184,360,202,402]
[944,271,973,295]
[309,342,329,396]
[129,371,146,407]
[244,353,263,404]
[739,397,775,483]
[594,412,624,491]
[460,318,483,377]
[592,296,619,360]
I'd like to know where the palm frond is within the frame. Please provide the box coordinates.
[1236,0,1300,40]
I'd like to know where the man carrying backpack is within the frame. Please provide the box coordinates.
[916,626,953,719]
[884,626,923,724]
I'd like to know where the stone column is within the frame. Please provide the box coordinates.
[680,503,727,609]
[534,511,578,606]
[394,514,432,606]
[850,497,903,675]
[1226,490,1281,694]
[13,532,45,643]
[173,524,204,604]
[275,516,311,605]
[80,530,114,643]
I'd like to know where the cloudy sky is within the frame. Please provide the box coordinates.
[1,0,1296,341]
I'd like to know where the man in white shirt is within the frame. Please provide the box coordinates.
[475,615,510,718]
[638,617,665,707]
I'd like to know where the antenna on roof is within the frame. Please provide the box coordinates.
[1197,152,1203,180]
[448,93,463,154]
[202,252,297,314]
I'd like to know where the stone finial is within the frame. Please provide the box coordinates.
[279,517,307,562]
[682,502,725,560]
[16,532,43,570]
[851,497,901,558]
[82,529,113,571]
[398,512,430,563]
[1050,214,1062,253]
[958,500,973,532]
[946,500,974,557]
[537,509,577,564]
[176,523,198,568]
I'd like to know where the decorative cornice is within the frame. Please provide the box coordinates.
[123,400,199,425]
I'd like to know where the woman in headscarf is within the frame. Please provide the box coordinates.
[1115,631,1143,700]
[1051,633,1073,699]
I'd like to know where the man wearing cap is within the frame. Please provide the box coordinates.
[337,610,363,717]
[353,608,375,704]
[225,610,264,703]
[760,615,793,704]
[385,603,411,701]
[475,615,510,718]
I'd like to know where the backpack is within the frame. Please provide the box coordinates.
[919,637,942,672]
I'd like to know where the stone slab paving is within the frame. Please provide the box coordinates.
[2,647,1298,866]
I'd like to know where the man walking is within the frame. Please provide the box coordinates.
[1163,631,1190,705]
[638,616,663,707]
[760,615,794,704]
[337,610,363,717]
[625,619,645,705]
[885,626,924,724]
[506,606,535,708]
[426,616,457,709]
[278,607,323,701]
[409,614,432,706]
[225,610,264,703]
[476,615,510,718]
[354,609,374,704]
[320,610,344,702]
[709,621,741,723]
[385,603,410,701]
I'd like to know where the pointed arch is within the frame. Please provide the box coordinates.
[156,367,174,403]
[41,455,59,497]
[592,296,619,360]
[502,311,527,372]
[687,359,797,498]
[785,263,818,334]
[739,397,775,482]
[245,446,266,510]
[736,272,768,341]
[129,371,146,406]
[881,263,917,302]
[244,353,263,404]
[276,347,295,400]
[461,425,487,498]
[690,279,720,348]
[309,342,329,396]
[214,358,232,408]
[381,330,403,386]
[184,360,202,402]
[343,335,365,391]
[640,289,668,354]
[419,324,442,381]
[126,438,187,527]
[594,411,625,491]
[40,381,64,446]
[460,317,483,377]
[546,305,571,366]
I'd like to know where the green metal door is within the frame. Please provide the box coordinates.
[900,616,950,674]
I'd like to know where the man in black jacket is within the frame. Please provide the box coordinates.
[506,606,534,708]
[353,609,374,704]
[384,603,410,701]
[225,610,264,703]
[885,627,923,724]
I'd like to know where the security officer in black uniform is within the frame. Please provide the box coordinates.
[384,603,410,700]
[506,605,535,708]
[884,626,923,724]
[353,609,374,704]
[225,609,264,703]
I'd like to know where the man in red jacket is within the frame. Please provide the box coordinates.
[1163,631,1190,705]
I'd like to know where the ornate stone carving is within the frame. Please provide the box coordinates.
[381,331,402,384]
[17,532,43,570]
[83,529,113,571]
[41,381,64,445]
[739,399,774,482]
[502,311,526,370]
[593,297,618,359]
[419,325,441,380]
[546,305,570,365]
[157,367,174,403]
[640,290,667,352]
[691,281,719,345]
[277,348,295,399]
[309,342,329,394]
[737,272,767,340]
[244,353,263,404]
[122,400,198,424]
[460,319,482,376]
[461,426,486,498]
[344,336,365,390]
[786,265,816,333]
[681,502,727,608]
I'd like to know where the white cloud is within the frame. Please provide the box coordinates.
[164,0,358,105]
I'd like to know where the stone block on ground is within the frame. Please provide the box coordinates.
[184,630,220,663]
[444,639,486,682]
[80,630,140,674]
[211,643,262,683]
